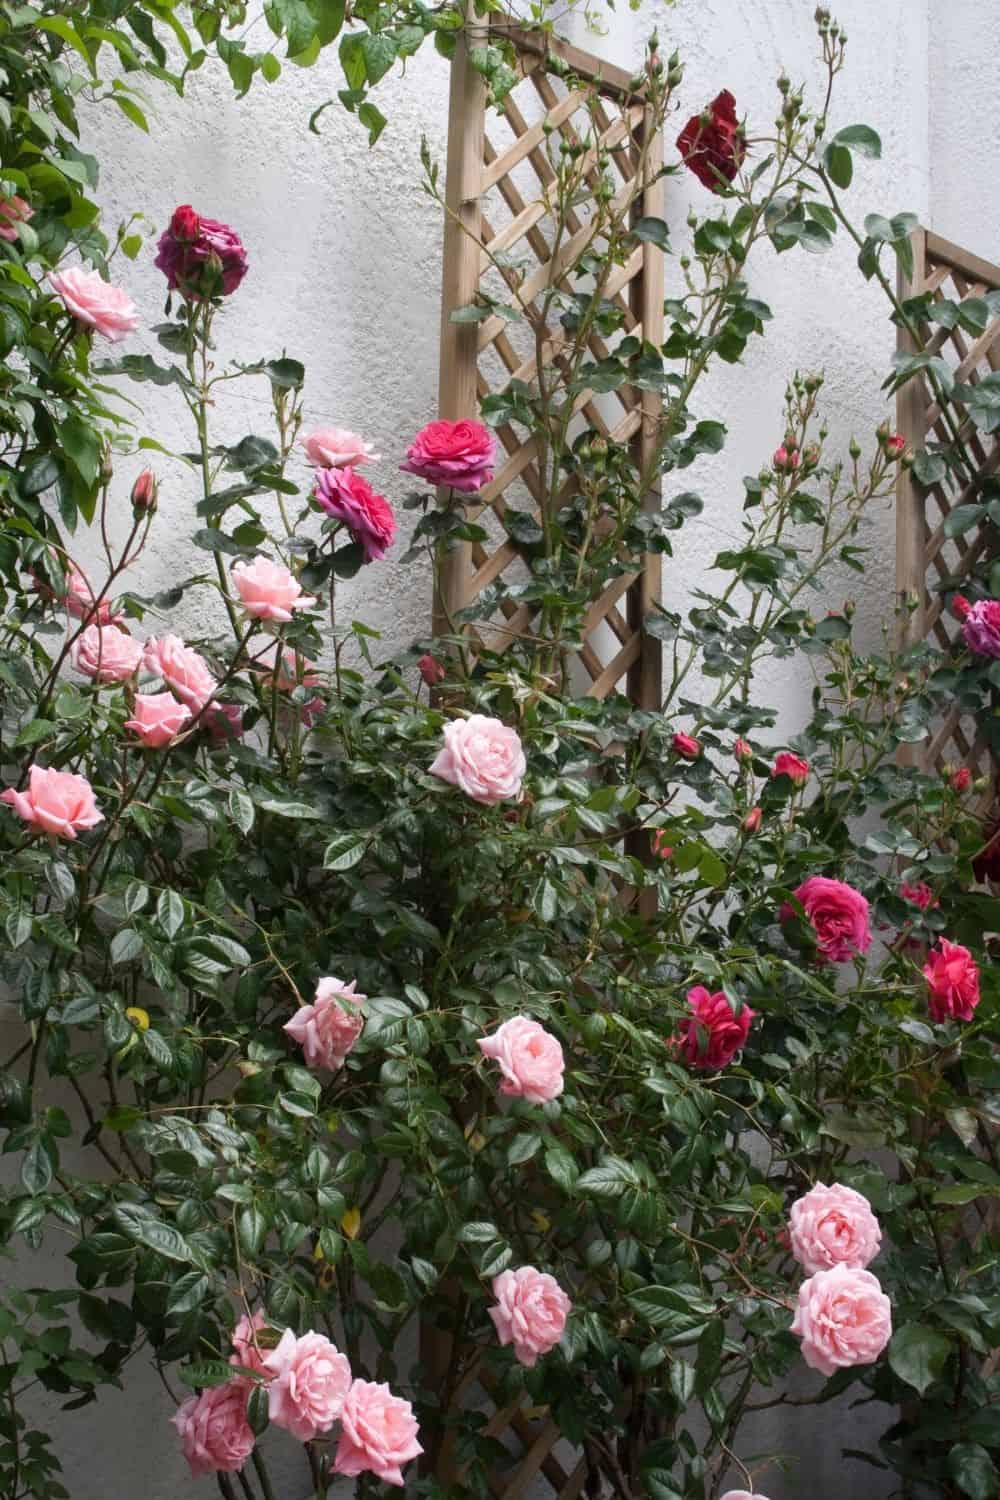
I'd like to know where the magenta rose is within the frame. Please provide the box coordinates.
[143,634,217,714]
[154,204,248,298]
[782,876,871,963]
[1,765,102,840]
[72,624,143,684]
[674,986,754,1070]
[791,1263,892,1377]
[489,1267,571,1367]
[899,880,936,911]
[302,427,379,468]
[789,1183,881,1275]
[400,418,497,493]
[231,556,313,622]
[263,1329,352,1441]
[313,467,396,563]
[171,1379,255,1478]
[478,1017,564,1103]
[333,1381,423,1488]
[962,598,1000,657]
[672,731,701,759]
[923,939,980,1023]
[771,752,809,786]
[48,267,138,341]
[125,691,192,748]
[429,715,525,805]
[284,977,366,1071]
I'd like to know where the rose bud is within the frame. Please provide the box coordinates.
[951,594,972,621]
[652,830,673,859]
[742,806,762,834]
[772,446,801,474]
[131,469,158,515]
[734,738,753,761]
[672,731,701,760]
[951,766,972,792]
[883,433,906,459]
[418,653,445,687]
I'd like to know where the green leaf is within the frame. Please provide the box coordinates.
[824,143,852,189]
[228,788,255,834]
[888,1323,952,1394]
[361,31,397,84]
[942,504,983,538]
[110,928,143,965]
[948,1445,997,1500]
[114,1206,192,1263]
[178,1360,238,1389]
[14,718,57,748]
[256,798,321,819]
[239,1206,268,1255]
[112,95,149,131]
[358,100,386,147]
[323,834,366,871]
[632,217,670,251]
[157,889,185,939]
[37,15,97,74]
[59,415,101,488]
[833,124,882,158]
[21,1140,52,1196]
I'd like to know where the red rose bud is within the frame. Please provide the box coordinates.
[884,433,906,459]
[170,204,200,241]
[742,806,762,834]
[131,468,158,514]
[772,752,810,787]
[734,738,752,761]
[652,830,673,860]
[672,732,701,760]
[951,766,972,792]
[418,653,445,687]
[951,594,972,620]
[772,445,801,474]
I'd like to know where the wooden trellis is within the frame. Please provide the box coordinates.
[433,18,664,709]
[897,227,1000,785]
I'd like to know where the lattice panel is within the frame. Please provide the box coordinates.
[434,20,664,708]
[896,228,1000,785]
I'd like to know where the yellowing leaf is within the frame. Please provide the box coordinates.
[341,1205,361,1239]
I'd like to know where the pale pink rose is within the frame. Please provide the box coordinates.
[478,1017,564,1103]
[489,1267,571,1367]
[788,1183,881,1275]
[171,1378,254,1478]
[720,1492,770,1500]
[923,939,980,1023]
[231,1310,273,1378]
[48,267,138,342]
[430,715,525,805]
[124,691,192,748]
[284,977,366,1072]
[1,764,102,840]
[781,876,871,964]
[302,427,379,468]
[0,195,32,243]
[143,634,217,713]
[62,564,123,627]
[791,1263,892,1377]
[72,623,143,684]
[231,557,313,622]
[333,1380,423,1488]
[263,1329,352,1441]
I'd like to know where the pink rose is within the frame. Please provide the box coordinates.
[771,752,809,786]
[742,806,762,835]
[0,196,32,243]
[72,624,143,684]
[674,986,754,1070]
[478,1017,564,1103]
[255,643,320,692]
[489,1267,571,1367]
[231,557,313,622]
[652,830,673,859]
[721,1493,770,1500]
[302,427,379,468]
[1,765,102,840]
[788,1183,881,1275]
[59,563,122,627]
[401,418,497,493]
[154,205,248,298]
[143,635,217,713]
[205,703,245,742]
[672,732,701,760]
[951,594,972,621]
[124,691,192,748]
[263,1328,352,1441]
[314,467,396,563]
[962,598,1000,658]
[791,1263,892,1377]
[734,738,752,761]
[171,1379,255,1478]
[48,267,138,342]
[284,977,366,1072]
[333,1381,423,1488]
[782,876,871,964]
[899,881,936,911]
[418,653,446,687]
[231,1310,273,1378]
[923,939,980,1023]
[429,715,525,805]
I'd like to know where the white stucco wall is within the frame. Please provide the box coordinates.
[20,1,1000,1496]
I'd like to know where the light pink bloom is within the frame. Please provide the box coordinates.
[923,939,980,1023]
[791,1263,892,1377]
[124,691,192,748]
[72,624,143,684]
[302,427,379,468]
[489,1267,571,1367]
[401,419,496,493]
[1,765,102,840]
[284,977,366,1072]
[781,876,871,964]
[789,1183,881,1275]
[0,196,33,243]
[430,715,525,806]
[264,1328,352,1442]
[48,267,138,342]
[171,1379,255,1478]
[673,987,754,1071]
[313,467,396,563]
[479,1017,564,1103]
[143,635,217,713]
[231,557,313,622]
[720,1492,770,1500]
[231,1310,273,1378]
[333,1380,423,1488]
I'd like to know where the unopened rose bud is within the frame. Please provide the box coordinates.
[418,653,445,686]
[742,806,762,834]
[849,436,861,458]
[773,446,801,474]
[800,444,821,471]
[883,433,906,459]
[734,738,752,761]
[843,598,856,619]
[951,594,972,620]
[777,74,790,94]
[131,468,158,514]
[974,775,990,794]
[950,766,972,792]
[100,443,115,483]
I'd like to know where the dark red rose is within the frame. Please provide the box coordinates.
[155,206,248,299]
[677,90,745,192]
[170,204,201,241]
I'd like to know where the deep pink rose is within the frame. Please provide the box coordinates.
[771,752,809,786]
[923,939,980,1023]
[143,634,217,713]
[171,1379,255,1478]
[430,715,525,805]
[789,1183,881,1275]
[675,987,754,1070]
[677,90,745,191]
[489,1267,571,1367]
[400,419,497,493]
[154,205,248,298]
[1,765,102,840]
[418,653,446,686]
[782,876,871,964]
[478,1017,564,1103]
[791,1263,892,1377]
[231,557,313,622]
[333,1381,423,1488]
[264,1329,352,1441]
[314,467,396,563]
[72,624,143,684]
[0,196,32,243]
[951,766,972,792]
[125,691,192,748]
[302,427,379,468]
[284,977,366,1071]
[899,881,936,911]
[231,1310,273,1378]
[962,599,1000,658]
[48,267,138,341]
[672,731,701,760]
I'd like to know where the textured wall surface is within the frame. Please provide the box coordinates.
[20,0,1000,1495]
